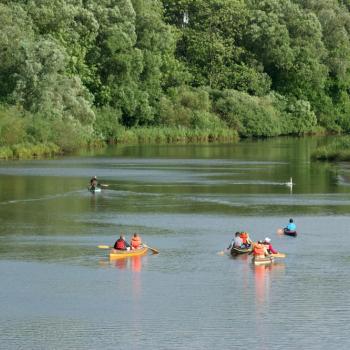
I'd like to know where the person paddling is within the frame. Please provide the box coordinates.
[239,231,252,247]
[89,176,100,191]
[227,231,244,250]
[262,237,278,254]
[113,235,131,251]
[286,218,296,231]
[253,241,269,258]
[130,233,142,249]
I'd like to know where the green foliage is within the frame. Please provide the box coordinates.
[312,137,350,161]
[158,86,225,129]
[2,0,350,155]
[0,146,13,159]
[213,90,281,137]
[93,106,123,142]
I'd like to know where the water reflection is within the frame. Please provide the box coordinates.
[110,255,146,272]
[253,263,285,306]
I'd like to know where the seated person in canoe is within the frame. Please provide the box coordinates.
[89,176,101,191]
[285,218,296,231]
[253,241,269,258]
[113,235,131,251]
[130,233,142,249]
[227,232,243,249]
[262,237,278,254]
[239,231,252,247]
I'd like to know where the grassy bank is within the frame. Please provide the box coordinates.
[312,137,350,161]
[0,127,238,160]
[0,143,61,160]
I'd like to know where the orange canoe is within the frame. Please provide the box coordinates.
[109,246,148,259]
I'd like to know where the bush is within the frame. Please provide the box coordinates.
[93,107,123,143]
[274,95,317,135]
[157,86,224,129]
[0,146,13,159]
[213,90,281,137]
[0,106,28,145]
[312,137,350,161]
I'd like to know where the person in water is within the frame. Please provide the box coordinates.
[130,233,142,249]
[114,235,131,251]
[286,218,296,231]
[228,232,243,249]
[263,237,278,254]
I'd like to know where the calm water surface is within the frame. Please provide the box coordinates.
[1,137,350,349]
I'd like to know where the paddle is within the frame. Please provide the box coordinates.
[100,184,109,188]
[143,244,159,254]
[97,245,112,249]
[270,252,286,258]
[217,249,228,256]
[276,228,284,235]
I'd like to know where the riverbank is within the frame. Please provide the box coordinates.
[0,127,238,160]
[312,137,350,161]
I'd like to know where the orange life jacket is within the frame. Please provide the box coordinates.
[253,243,265,256]
[240,232,248,244]
[131,236,141,249]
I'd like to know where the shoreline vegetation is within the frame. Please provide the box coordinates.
[0,126,238,160]
[2,1,350,159]
[312,137,350,162]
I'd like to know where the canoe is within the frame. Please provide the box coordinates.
[89,186,101,193]
[109,246,148,259]
[252,256,274,266]
[230,244,253,256]
[284,228,297,237]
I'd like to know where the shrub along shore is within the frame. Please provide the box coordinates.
[312,137,350,161]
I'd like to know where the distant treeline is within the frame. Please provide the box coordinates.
[1,0,350,156]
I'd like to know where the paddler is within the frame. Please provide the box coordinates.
[89,176,100,191]
[253,241,269,258]
[227,231,243,249]
[262,237,278,254]
[286,218,296,231]
[113,235,131,251]
[239,231,252,247]
[130,233,142,249]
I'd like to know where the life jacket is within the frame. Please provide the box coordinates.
[115,239,126,250]
[240,232,248,244]
[131,236,141,249]
[253,243,265,256]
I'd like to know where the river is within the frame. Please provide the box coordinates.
[1,137,350,349]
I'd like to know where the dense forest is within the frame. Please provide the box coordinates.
[1,0,350,157]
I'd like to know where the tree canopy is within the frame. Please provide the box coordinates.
[1,0,350,152]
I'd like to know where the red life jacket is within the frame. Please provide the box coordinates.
[115,239,126,250]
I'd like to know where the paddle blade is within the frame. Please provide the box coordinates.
[271,253,286,258]
[97,245,111,249]
[217,250,226,256]
[276,228,284,235]
[144,244,159,254]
